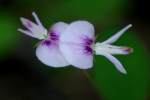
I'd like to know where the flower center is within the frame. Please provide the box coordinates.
[42,32,59,46]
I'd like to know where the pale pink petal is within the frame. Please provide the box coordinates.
[101,24,132,44]
[36,43,69,67]
[60,20,95,44]
[60,43,93,69]
[101,52,127,74]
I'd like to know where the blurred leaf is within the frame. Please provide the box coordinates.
[55,0,126,22]
[90,30,150,100]
[0,11,19,58]
[50,0,128,25]
[17,0,130,26]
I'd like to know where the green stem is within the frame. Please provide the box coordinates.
[81,70,100,95]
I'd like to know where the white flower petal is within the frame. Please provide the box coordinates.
[59,20,94,69]
[36,43,69,67]
[60,43,93,69]
[101,24,132,44]
[35,21,70,67]
[100,52,127,74]
[50,22,68,35]
[60,20,95,44]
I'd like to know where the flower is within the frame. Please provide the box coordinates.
[60,21,133,74]
[18,13,133,74]
[18,12,69,67]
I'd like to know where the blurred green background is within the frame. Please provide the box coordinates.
[0,0,150,100]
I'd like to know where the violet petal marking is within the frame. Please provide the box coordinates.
[83,36,93,46]
[26,21,32,28]
[48,32,59,41]
[84,46,93,55]
[82,36,94,55]
[42,40,51,46]
[51,32,59,41]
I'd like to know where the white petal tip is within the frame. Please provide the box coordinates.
[119,66,127,74]
[32,11,35,14]
[17,28,25,33]
[127,24,132,28]
[114,62,127,74]
[120,70,127,74]
[128,24,132,27]
[20,17,25,21]
[20,17,29,25]
[115,64,127,74]
[17,28,22,32]
[32,12,36,16]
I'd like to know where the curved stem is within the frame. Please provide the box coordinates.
[81,70,101,95]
